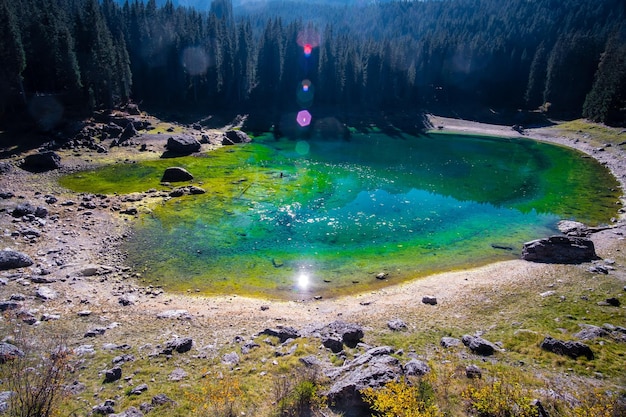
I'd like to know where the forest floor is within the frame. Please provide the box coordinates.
[0,112,625,415]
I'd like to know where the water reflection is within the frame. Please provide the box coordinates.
[296,271,310,290]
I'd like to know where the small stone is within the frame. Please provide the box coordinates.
[222,352,240,365]
[84,327,106,338]
[387,319,408,331]
[168,368,188,381]
[465,364,482,379]
[440,337,461,348]
[103,367,122,383]
[422,295,437,305]
[35,286,58,300]
[129,384,148,395]
[403,359,430,376]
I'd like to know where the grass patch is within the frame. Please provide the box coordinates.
[551,119,626,146]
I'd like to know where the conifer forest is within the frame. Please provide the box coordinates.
[0,0,625,127]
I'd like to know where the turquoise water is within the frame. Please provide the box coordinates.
[61,132,620,299]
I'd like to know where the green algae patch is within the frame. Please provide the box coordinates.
[60,132,621,299]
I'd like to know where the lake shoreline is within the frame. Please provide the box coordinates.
[1,112,624,410]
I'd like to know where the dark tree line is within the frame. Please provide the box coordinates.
[0,0,624,127]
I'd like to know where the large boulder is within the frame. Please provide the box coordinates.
[222,130,251,145]
[540,336,594,360]
[325,348,402,415]
[521,235,598,264]
[0,250,34,270]
[165,135,201,155]
[21,151,61,172]
[161,167,194,182]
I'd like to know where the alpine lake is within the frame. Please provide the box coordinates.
[60,131,621,299]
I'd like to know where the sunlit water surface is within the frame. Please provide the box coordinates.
[61,132,620,299]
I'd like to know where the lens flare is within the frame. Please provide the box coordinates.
[181,46,211,76]
[296,110,312,127]
[297,27,320,53]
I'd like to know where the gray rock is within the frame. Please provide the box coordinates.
[0,342,24,363]
[84,327,106,338]
[422,295,438,305]
[165,136,201,155]
[462,335,498,356]
[168,368,188,381]
[21,151,61,172]
[93,399,116,415]
[222,352,240,365]
[41,313,61,321]
[130,384,148,395]
[164,337,193,354]
[323,337,344,353]
[299,355,322,367]
[161,167,194,182]
[328,321,364,348]
[35,286,58,300]
[110,406,143,417]
[12,203,36,217]
[258,326,301,343]
[387,319,407,331]
[188,185,206,195]
[156,309,192,320]
[222,130,251,145]
[0,391,12,414]
[0,250,34,270]
[112,354,135,365]
[74,345,95,356]
[403,359,430,376]
[326,352,401,414]
[103,367,122,383]
[522,235,598,264]
[540,336,594,360]
[241,340,260,354]
[119,123,138,142]
[574,324,610,340]
[440,337,461,348]
[465,364,482,379]
[151,393,175,406]
[0,301,22,312]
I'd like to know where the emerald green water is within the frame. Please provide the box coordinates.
[60,132,620,299]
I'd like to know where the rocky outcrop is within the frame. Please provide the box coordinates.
[521,235,598,264]
[0,250,34,270]
[161,167,194,182]
[165,135,201,155]
[325,345,430,416]
[21,151,61,172]
[540,336,594,360]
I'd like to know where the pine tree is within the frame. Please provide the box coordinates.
[583,27,626,125]
[0,0,26,111]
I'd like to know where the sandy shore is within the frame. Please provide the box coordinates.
[1,114,625,347]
